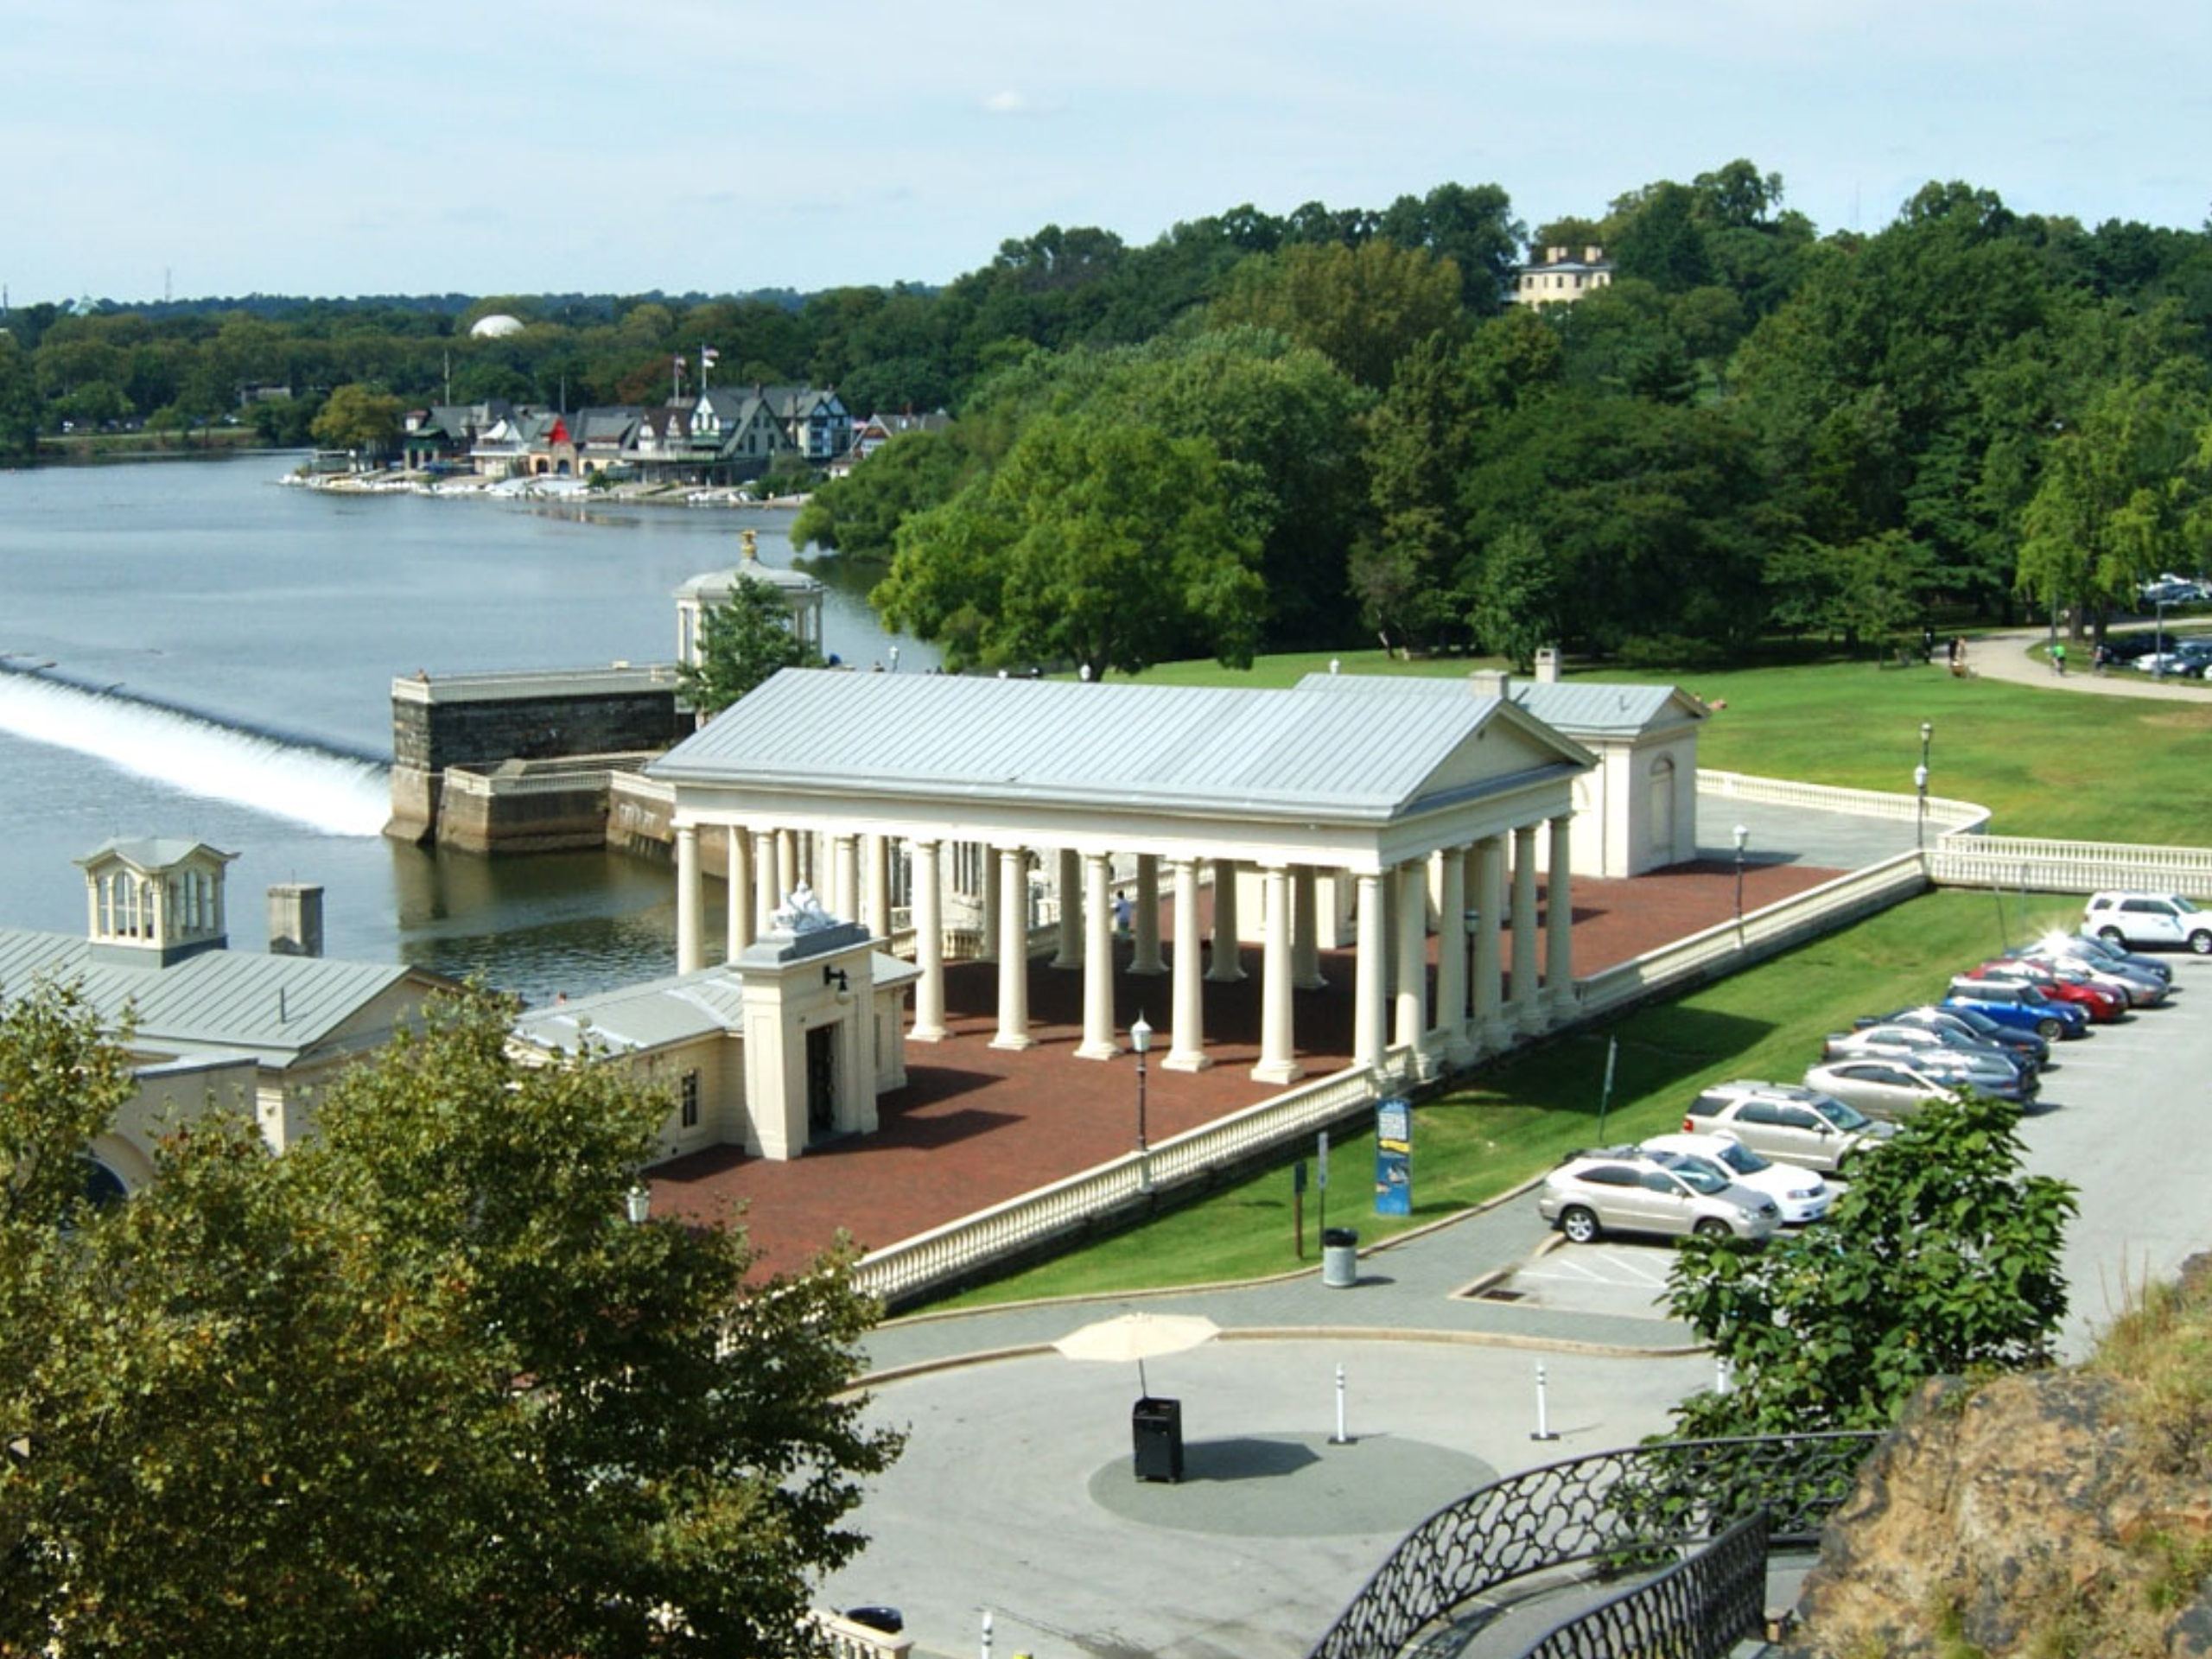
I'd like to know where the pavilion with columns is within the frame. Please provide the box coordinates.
[645,671,1594,1114]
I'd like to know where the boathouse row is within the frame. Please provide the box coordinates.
[647,669,1599,1094]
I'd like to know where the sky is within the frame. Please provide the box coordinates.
[6,0,2210,308]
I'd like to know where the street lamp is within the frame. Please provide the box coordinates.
[888,645,899,673]
[1732,824,1749,934]
[2156,599,2169,678]
[1916,721,1933,852]
[624,1181,652,1225]
[1130,1013,1153,1193]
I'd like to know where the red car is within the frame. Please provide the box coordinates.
[1969,959,2125,1022]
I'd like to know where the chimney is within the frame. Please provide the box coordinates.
[1546,245,1567,265]
[1469,669,1511,698]
[267,883,325,958]
[1584,245,1605,264]
[1535,647,1562,683]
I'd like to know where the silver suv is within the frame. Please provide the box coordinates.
[2083,892,2212,956]
[1681,1081,1896,1173]
[1537,1147,1780,1245]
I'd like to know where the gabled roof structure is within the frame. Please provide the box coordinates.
[1294,671,1707,739]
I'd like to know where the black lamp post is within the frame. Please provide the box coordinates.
[1732,823,1749,934]
[1916,721,1933,852]
[1130,1013,1153,1192]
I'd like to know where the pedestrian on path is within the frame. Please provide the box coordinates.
[2050,640,2068,676]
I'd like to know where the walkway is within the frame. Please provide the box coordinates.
[1969,623,2211,700]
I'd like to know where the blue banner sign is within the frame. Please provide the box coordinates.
[1373,1097,1411,1217]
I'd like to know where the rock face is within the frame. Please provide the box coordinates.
[1783,1370,2212,1658]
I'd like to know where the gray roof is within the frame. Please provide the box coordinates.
[0,925,433,1068]
[648,668,1587,820]
[512,951,917,1057]
[75,836,233,874]
[1292,672,1704,739]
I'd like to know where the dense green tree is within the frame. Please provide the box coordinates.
[1208,239,1463,388]
[1355,331,1471,651]
[309,382,405,457]
[1461,522,1561,669]
[0,982,899,1658]
[1664,1090,2074,1437]
[1376,181,1525,312]
[1611,181,1713,292]
[874,413,1263,677]
[677,579,825,716]
[0,334,38,454]
[792,429,972,560]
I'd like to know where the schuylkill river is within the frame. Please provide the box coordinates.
[0,455,930,1002]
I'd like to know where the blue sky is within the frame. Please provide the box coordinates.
[6,0,2208,307]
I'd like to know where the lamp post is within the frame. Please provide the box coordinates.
[624,1181,652,1225]
[1130,1013,1153,1193]
[1916,721,1933,852]
[888,645,899,673]
[2156,599,2169,678]
[1732,824,1749,936]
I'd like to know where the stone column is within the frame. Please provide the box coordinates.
[1206,857,1245,982]
[1475,835,1506,1049]
[1163,856,1211,1071]
[866,833,893,938]
[777,830,798,897]
[1052,848,1083,969]
[911,837,947,1042]
[981,851,1001,963]
[1353,870,1388,1071]
[833,834,860,926]
[755,829,781,932]
[1511,824,1541,1034]
[1253,864,1303,1085]
[1438,843,1471,1065]
[725,826,754,960]
[1547,813,1576,1017]
[675,823,703,976]
[1393,860,1427,1058]
[1292,866,1325,989]
[1130,853,1166,976]
[991,845,1034,1051]
[1077,852,1120,1060]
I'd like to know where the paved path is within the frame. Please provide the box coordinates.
[1967,624,2211,699]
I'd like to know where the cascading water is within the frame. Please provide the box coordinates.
[0,668,390,837]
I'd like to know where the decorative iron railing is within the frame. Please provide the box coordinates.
[1518,1511,1768,1659]
[1305,1431,1878,1659]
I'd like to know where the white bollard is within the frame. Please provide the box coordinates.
[981,1608,993,1659]
[1716,1354,1735,1394]
[1531,1359,1560,1441]
[1332,1361,1350,1445]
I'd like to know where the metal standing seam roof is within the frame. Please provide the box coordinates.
[0,927,426,1065]
[1293,671,1704,738]
[511,952,919,1058]
[646,669,1583,819]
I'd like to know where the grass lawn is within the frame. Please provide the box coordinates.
[1133,650,2212,845]
[924,890,2085,1310]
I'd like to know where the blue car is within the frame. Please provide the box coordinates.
[1944,979,2090,1041]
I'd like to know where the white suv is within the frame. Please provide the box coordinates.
[2083,892,2212,956]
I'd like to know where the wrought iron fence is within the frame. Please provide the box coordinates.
[1518,1511,1768,1659]
[1305,1431,1878,1659]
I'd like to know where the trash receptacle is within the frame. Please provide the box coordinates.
[1321,1226,1359,1288]
[1132,1395,1184,1482]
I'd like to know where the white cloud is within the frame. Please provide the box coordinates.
[982,90,1030,115]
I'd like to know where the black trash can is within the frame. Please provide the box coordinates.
[1132,1395,1184,1483]
[1321,1226,1359,1288]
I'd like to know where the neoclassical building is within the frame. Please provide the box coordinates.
[645,671,1595,1091]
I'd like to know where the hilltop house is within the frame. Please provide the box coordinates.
[1510,245,1616,307]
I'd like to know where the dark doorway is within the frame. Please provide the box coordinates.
[806,1024,836,1138]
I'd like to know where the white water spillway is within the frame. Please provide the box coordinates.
[0,670,391,838]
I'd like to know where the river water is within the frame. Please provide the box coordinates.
[0,456,927,1002]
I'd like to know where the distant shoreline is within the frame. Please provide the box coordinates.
[284,468,811,511]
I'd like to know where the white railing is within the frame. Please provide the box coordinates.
[1577,853,1931,1021]
[805,1610,911,1659]
[441,754,656,799]
[851,1051,1412,1306]
[1699,768,1990,832]
[1931,833,2212,898]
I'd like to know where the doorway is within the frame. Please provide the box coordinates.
[806,1024,836,1139]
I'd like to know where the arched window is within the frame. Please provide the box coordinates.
[1647,756,1677,854]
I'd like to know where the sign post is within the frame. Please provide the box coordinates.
[1293,1160,1307,1258]
[1317,1130,1329,1239]
[1372,1097,1411,1217]
[1596,1036,1618,1140]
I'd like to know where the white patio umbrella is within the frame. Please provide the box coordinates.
[1053,1311,1221,1397]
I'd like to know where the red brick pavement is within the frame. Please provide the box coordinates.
[650,858,1837,1275]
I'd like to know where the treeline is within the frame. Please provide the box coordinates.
[7,162,2211,665]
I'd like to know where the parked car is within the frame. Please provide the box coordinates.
[1536,1147,1781,1245]
[1823,1022,2037,1084]
[1637,1132,1832,1224]
[1967,959,2126,1021]
[1943,977,2091,1040]
[1680,1082,1896,1174]
[2082,892,2212,956]
[2013,944,2167,1007]
[1806,1056,2037,1117]
[1856,1004,2050,1067]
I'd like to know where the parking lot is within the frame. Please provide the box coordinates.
[1493,955,2206,1358]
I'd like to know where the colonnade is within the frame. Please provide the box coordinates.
[671,810,1579,1085]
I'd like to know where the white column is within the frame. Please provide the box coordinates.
[1546,814,1576,1018]
[1393,860,1427,1058]
[755,828,781,931]
[1475,835,1506,1049]
[725,826,753,960]
[1253,864,1303,1085]
[1163,856,1211,1071]
[1438,843,1470,1064]
[866,834,893,938]
[1291,866,1325,989]
[675,823,703,976]
[1353,870,1388,1071]
[991,846,1034,1051]
[912,837,947,1042]
[981,850,1001,963]
[1207,857,1245,982]
[1052,848,1083,969]
[1077,852,1120,1060]
[1130,853,1166,976]
[1511,824,1541,1033]
[777,830,798,897]
[833,834,860,925]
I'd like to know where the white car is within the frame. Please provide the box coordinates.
[1638,1132,1832,1224]
[2082,892,2212,956]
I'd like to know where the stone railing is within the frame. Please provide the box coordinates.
[1699,767,1990,832]
[439,753,657,798]
[850,1051,1412,1308]
[804,1610,911,1658]
[1932,832,2212,898]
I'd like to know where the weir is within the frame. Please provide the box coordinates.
[0,668,390,837]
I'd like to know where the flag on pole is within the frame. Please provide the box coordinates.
[701,346,720,366]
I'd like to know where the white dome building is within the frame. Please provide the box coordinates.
[468,313,526,339]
